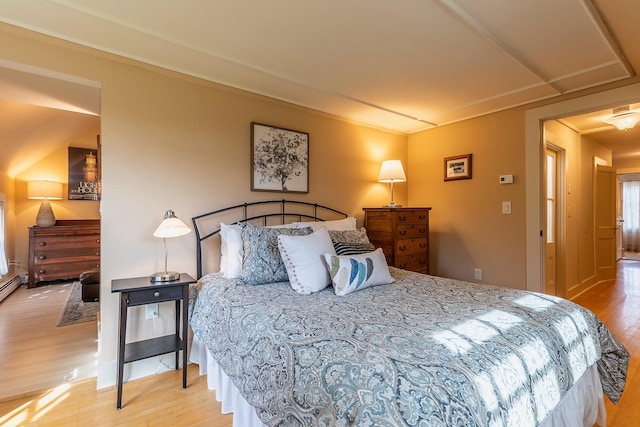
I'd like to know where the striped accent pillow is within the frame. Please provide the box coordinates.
[333,242,376,256]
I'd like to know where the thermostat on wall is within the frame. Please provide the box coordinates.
[499,174,514,184]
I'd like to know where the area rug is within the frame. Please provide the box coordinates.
[58,282,99,326]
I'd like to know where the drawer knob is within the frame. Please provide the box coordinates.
[399,230,406,236]
[39,242,46,246]
[96,239,100,243]
[38,269,45,274]
[154,291,160,297]
[420,228,426,234]
[399,245,406,251]
[399,215,406,221]
[419,215,426,220]
[38,255,46,260]
[420,243,426,248]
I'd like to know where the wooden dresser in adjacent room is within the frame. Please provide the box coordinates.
[363,207,431,274]
[28,219,100,288]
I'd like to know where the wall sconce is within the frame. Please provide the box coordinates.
[150,209,191,282]
[27,180,63,227]
[378,160,406,208]
[603,106,640,131]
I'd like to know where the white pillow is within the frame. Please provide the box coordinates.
[277,228,336,295]
[323,248,394,296]
[292,217,356,231]
[220,223,243,278]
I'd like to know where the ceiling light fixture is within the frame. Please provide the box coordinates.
[603,106,640,131]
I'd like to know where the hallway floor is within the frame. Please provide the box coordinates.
[573,259,640,426]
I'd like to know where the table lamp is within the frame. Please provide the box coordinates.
[150,209,191,282]
[378,160,406,208]
[27,180,63,227]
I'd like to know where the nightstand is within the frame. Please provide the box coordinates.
[111,273,195,409]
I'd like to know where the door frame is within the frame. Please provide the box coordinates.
[525,82,640,293]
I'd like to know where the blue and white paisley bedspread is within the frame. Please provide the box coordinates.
[189,267,629,427]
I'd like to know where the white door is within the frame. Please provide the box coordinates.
[595,164,617,281]
[545,149,556,295]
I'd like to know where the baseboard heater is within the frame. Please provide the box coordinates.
[0,266,23,303]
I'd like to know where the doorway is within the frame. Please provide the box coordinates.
[620,174,640,260]
[526,82,640,294]
[544,144,566,297]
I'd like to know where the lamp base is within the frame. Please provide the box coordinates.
[150,271,180,282]
[382,203,402,208]
[36,199,56,227]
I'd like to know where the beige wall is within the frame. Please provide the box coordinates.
[408,108,526,288]
[0,24,406,387]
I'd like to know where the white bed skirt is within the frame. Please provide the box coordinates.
[190,335,606,427]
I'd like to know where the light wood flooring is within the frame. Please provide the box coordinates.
[1,261,639,426]
[0,282,97,401]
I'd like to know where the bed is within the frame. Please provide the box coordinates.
[189,200,629,427]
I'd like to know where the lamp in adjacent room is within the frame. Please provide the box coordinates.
[27,180,63,227]
[603,106,640,131]
[150,209,191,282]
[378,160,406,208]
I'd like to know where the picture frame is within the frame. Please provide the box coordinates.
[251,122,309,193]
[68,147,100,200]
[444,153,472,181]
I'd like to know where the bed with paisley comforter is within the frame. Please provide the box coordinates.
[188,201,629,427]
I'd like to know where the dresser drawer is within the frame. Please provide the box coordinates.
[396,238,428,256]
[396,254,428,273]
[395,210,428,225]
[396,224,427,239]
[33,260,101,282]
[128,286,184,306]
[34,235,100,250]
[33,249,100,265]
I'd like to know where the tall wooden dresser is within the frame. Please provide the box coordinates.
[363,207,431,274]
[28,219,100,288]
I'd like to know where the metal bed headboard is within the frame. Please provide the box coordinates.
[191,199,348,278]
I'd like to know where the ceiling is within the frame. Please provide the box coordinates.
[1,0,640,174]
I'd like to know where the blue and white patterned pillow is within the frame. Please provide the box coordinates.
[241,223,312,285]
[323,248,394,296]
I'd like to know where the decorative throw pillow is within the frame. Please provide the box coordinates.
[277,228,336,295]
[328,228,375,254]
[333,242,376,256]
[292,216,357,231]
[220,223,243,278]
[323,248,394,296]
[241,223,312,285]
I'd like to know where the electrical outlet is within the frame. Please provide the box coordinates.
[146,303,159,319]
[502,201,512,215]
[474,268,482,280]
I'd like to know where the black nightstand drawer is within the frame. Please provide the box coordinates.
[128,286,183,305]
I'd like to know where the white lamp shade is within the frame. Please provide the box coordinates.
[27,180,63,200]
[378,160,406,183]
[153,210,191,238]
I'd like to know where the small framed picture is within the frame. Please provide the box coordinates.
[251,122,309,193]
[444,154,472,181]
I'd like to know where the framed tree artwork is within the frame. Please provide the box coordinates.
[251,122,309,193]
